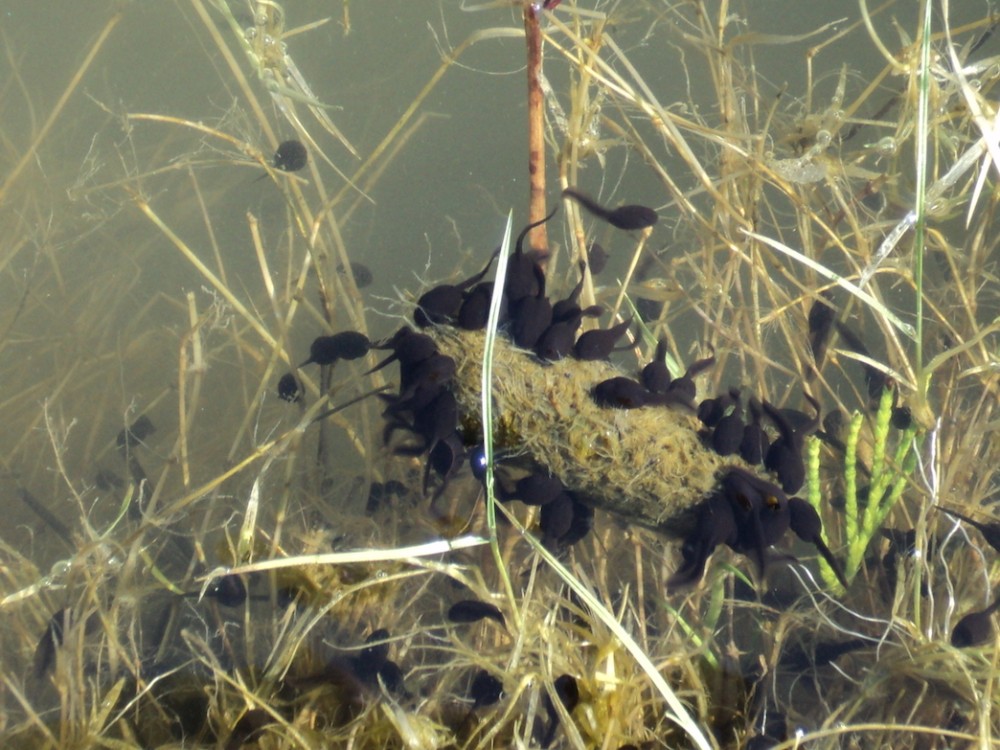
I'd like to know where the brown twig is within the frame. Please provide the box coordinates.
[524,3,549,260]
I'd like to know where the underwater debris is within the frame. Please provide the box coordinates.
[272,139,308,172]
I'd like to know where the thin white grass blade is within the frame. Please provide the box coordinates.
[217,535,490,577]
[741,229,916,340]
[481,211,514,532]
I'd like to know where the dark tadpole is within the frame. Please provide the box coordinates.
[425,432,465,494]
[541,674,580,748]
[505,207,558,304]
[563,187,658,230]
[697,389,736,428]
[224,709,274,750]
[355,628,391,681]
[414,249,499,327]
[470,669,503,708]
[808,290,837,366]
[787,498,849,589]
[457,281,495,331]
[763,393,821,494]
[510,268,553,348]
[641,337,672,394]
[592,376,650,409]
[539,493,576,545]
[503,472,564,506]
[740,397,770,465]
[301,330,371,366]
[447,599,506,627]
[667,354,715,404]
[711,401,745,457]
[586,242,608,274]
[367,327,437,375]
[273,139,308,172]
[338,261,373,289]
[667,494,737,588]
[559,497,594,547]
[534,317,580,362]
[573,316,632,361]
[208,574,248,607]
[952,596,1000,648]
[277,372,302,403]
[33,608,69,679]
[116,414,156,451]
[938,506,1000,554]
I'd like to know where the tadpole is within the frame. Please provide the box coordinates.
[938,506,1000,554]
[277,372,302,403]
[641,338,672,394]
[573,316,632,361]
[447,599,506,627]
[470,669,504,708]
[563,187,658,230]
[301,331,371,366]
[273,139,308,172]
[952,596,1000,648]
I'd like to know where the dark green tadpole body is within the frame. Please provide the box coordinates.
[563,187,658,230]
[273,139,308,172]
[301,330,371,366]
[951,595,1000,648]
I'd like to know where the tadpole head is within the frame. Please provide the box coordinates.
[952,608,995,648]
[273,139,308,172]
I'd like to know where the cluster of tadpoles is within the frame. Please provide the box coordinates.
[281,189,855,589]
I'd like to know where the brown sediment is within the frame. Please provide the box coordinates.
[430,327,757,539]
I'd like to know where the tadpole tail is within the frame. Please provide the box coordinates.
[812,537,849,590]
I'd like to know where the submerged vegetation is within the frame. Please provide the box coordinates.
[1,1,1000,747]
